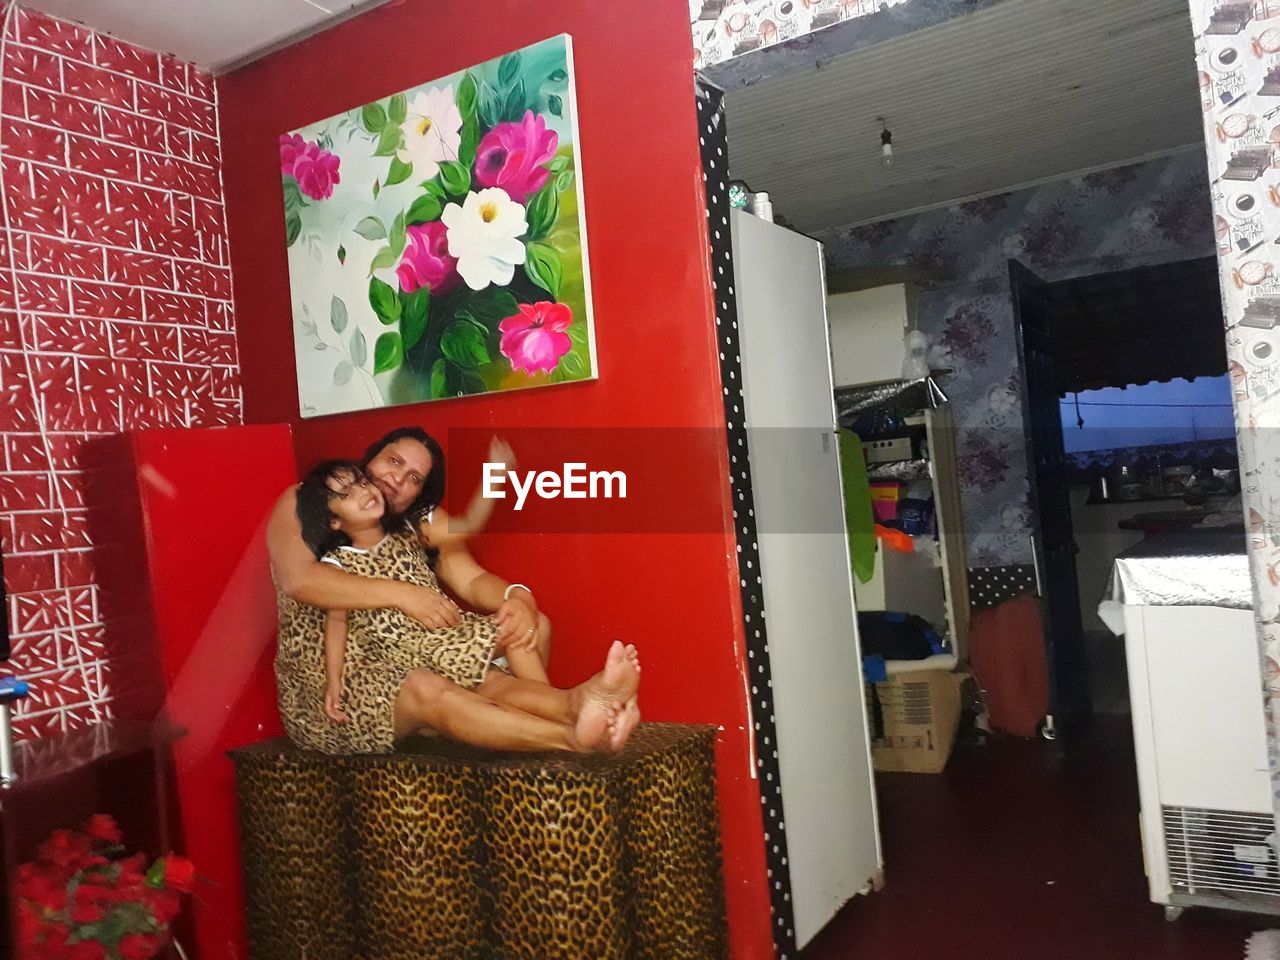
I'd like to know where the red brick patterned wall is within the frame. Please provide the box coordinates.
[0,7,241,740]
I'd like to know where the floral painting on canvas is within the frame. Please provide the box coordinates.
[280,35,596,417]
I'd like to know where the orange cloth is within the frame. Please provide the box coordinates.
[875,524,914,553]
[969,593,1050,738]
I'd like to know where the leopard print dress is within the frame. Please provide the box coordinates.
[274,531,501,755]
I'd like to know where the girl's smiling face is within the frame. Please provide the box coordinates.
[325,466,386,531]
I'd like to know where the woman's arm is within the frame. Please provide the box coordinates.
[434,540,538,648]
[267,486,461,627]
[322,609,349,724]
[418,437,514,547]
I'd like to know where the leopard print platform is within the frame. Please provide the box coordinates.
[231,722,728,959]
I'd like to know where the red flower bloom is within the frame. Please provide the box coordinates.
[38,829,90,869]
[85,814,123,846]
[70,898,106,924]
[66,941,107,960]
[118,933,161,960]
[159,854,197,893]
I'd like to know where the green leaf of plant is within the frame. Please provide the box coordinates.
[547,93,563,118]
[330,295,348,334]
[374,124,402,157]
[548,155,571,174]
[282,176,306,215]
[386,157,413,186]
[388,93,407,125]
[389,211,407,257]
[369,276,401,323]
[525,186,559,240]
[458,72,479,118]
[467,289,520,324]
[567,322,589,345]
[559,351,586,377]
[548,68,568,83]
[374,331,404,373]
[406,193,442,225]
[440,320,490,368]
[440,160,471,197]
[503,80,527,123]
[401,287,430,350]
[525,242,562,298]
[362,102,387,133]
[422,179,447,201]
[337,244,347,265]
[350,328,368,367]
[459,114,480,167]
[555,170,574,194]
[368,245,399,274]
[354,216,387,241]
[430,358,450,398]
[479,94,501,130]
[333,360,354,385]
[284,211,301,247]
[498,52,521,87]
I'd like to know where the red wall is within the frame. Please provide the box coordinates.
[0,8,240,742]
[218,0,774,956]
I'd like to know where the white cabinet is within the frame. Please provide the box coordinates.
[828,284,917,387]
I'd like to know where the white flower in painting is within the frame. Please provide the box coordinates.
[397,86,463,180]
[441,189,528,290]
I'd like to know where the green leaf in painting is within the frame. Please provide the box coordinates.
[388,93,407,125]
[389,212,407,257]
[330,296,348,334]
[430,358,449,398]
[354,216,387,241]
[282,176,306,215]
[525,186,559,240]
[369,245,399,274]
[374,124,402,157]
[457,72,479,118]
[525,242,563,298]
[440,320,490,368]
[337,244,347,265]
[385,157,413,187]
[421,179,447,201]
[459,114,480,167]
[567,323,589,345]
[548,68,568,83]
[555,170,574,194]
[548,155,571,174]
[374,331,404,373]
[498,52,522,87]
[439,160,471,197]
[547,94,563,118]
[559,351,586,377]
[406,193,442,225]
[467,289,520,325]
[284,211,301,247]
[369,276,401,323]
[362,102,387,133]
[333,360,354,385]
[401,287,430,350]
[460,370,487,395]
[373,178,381,199]
[503,80,526,123]
[350,328,368,367]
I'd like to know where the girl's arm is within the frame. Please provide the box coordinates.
[323,609,350,724]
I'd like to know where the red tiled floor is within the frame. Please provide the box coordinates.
[801,720,1276,960]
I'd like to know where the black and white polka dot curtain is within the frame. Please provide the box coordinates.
[695,74,798,960]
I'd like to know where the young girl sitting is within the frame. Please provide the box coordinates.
[297,455,546,726]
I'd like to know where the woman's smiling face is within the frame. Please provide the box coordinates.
[325,466,386,529]
[364,438,432,514]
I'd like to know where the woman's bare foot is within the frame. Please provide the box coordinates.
[607,697,641,753]
[569,642,642,753]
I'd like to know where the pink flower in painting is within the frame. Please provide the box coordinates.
[474,111,559,204]
[279,133,340,200]
[499,301,573,375]
[396,222,460,295]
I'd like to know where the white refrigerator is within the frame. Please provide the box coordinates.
[730,208,884,948]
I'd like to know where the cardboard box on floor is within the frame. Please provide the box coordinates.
[865,670,962,774]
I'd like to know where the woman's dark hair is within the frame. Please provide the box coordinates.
[361,426,446,523]
[296,460,396,559]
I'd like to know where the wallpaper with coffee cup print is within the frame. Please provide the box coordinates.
[1191,0,1280,820]
[281,34,597,418]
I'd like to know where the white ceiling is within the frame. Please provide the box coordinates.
[725,0,1206,232]
[19,0,390,74]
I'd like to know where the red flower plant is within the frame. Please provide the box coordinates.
[15,815,195,960]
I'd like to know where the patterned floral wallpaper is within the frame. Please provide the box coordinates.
[819,150,1217,565]
[690,0,910,68]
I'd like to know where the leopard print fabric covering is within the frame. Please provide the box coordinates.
[274,531,500,756]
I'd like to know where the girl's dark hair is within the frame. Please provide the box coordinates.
[361,426,446,524]
[296,459,395,559]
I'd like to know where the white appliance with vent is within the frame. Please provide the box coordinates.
[1117,602,1280,917]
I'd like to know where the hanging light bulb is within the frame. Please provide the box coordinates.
[879,121,894,168]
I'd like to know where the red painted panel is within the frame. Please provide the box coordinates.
[217,0,772,956]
